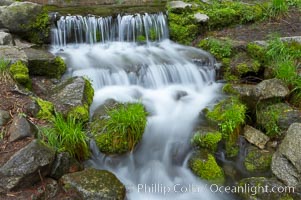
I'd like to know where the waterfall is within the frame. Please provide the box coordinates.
[51,12,234,200]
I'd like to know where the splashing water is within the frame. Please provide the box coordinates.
[51,13,233,200]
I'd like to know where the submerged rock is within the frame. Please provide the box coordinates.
[0,140,55,192]
[60,168,125,200]
[243,125,269,149]
[272,123,301,188]
[8,115,37,142]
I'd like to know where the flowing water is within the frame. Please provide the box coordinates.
[51,13,233,200]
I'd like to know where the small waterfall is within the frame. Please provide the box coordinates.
[51,12,234,200]
[52,12,169,47]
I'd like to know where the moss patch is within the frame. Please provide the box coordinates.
[68,104,89,123]
[192,131,222,152]
[9,61,31,88]
[244,147,272,172]
[198,37,233,60]
[35,97,55,120]
[190,153,225,184]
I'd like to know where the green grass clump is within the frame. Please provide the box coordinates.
[198,37,233,60]
[94,103,147,154]
[192,131,222,152]
[41,113,90,160]
[265,0,289,18]
[0,58,10,73]
[190,154,225,184]
[206,97,246,157]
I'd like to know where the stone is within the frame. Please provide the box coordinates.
[281,36,301,44]
[168,1,192,13]
[91,99,118,121]
[60,168,126,200]
[0,0,15,6]
[0,110,10,126]
[31,178,59,200]
[238,177,296,200]
[254,78,289,100]
[24,48,66,78]
[0,140,55,192]
[0,2,42,33]
[14,38,35,49]
[194,13,209,23]
[50,152,83,180]
[244,146,272,172]
[0,45,27,64]
[0,31,13,45]
[272,123,301,187]
[8,115,37,142]
[243,125,269,149]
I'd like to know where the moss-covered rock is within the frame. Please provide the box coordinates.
[189,151,225,184]
[9,61,31,88]
[198,37,233,60]
[206,96,246,157]
[244,146,272,172]
[91,102,147,154]
[229,53,261,77]
[35,97,55,120]
[246,42,267,65]
[25,48,66,79]
[192,131,222,152]
[60,168,125,200]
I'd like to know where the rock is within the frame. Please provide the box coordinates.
[238,177,295,200]
[0,31,13,45]
[8,115,37,142]
[0,0,15,6]
[194,13,209,23]
[254,78,289,100]
[31,178,59,200]
[272,123,301,187]
[24,48,66,79]
[243,125,269,149]
[257,103,301,137]
[244,146,272,172]
[0,110,10,126]
[91,99,118,121]
[0,2,42,33]
[281,36,301,44]
[168,1,192,13]
[50,152,83,180]
[0,45,27,64]
[14,38,35,49]
[49,77,94,122]
[60,168,126,200]
[0,140,55,192]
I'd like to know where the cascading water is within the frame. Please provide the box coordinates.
[51,12,234,200]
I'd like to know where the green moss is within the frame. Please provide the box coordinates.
[198,37,233,60]
[53,57,67,78]
[244,148,272,172]
[222,84,237,94]
[9,61,31,86]
[246,43,267,64]
[192,131,222,152]
[35,98,55,120]
[93,103,147,154]
[137,35,146,42]
[190,154,225,184]
[68,104,89,123]
[206,97,246,157]
[84,78,94,106]
[26,8,50,44]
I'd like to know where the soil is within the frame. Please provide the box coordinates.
[0,6,300,199]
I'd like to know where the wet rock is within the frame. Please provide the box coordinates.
[243,125,269,149]
[24,48,66,79]
[0,45,27,64]
[272,123,301,187]
[257,103,301,137]
[49,76,93,122]
[254,78,289,100]
[238,177,295,200]
[0,2,42,33]
[8,115,37,142]
[194,13,209,23]
[50,152,83,180]
[0,31,13,45]
[60,168,126,200]
[0,110,10,126]
[0,140,55,192]
[244,146,272,172]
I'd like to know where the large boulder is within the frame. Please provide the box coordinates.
[24,48,66,79]
[0,140,55,192]
[0,2,42,33]
[8,115,37,142]
[60,168,126,200]
[254,78,289,100]
[49,77,94,122]
[272,123,301,188]
[0,46,27,64]
[0,31,13,45]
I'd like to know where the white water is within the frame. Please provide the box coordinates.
[51,13,232,200]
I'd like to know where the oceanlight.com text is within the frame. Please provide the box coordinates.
[134,183,295,196]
